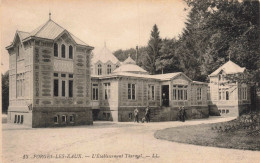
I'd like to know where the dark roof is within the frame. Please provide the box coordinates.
[7,19,93,49]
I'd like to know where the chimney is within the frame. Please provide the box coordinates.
[136,45,138,64]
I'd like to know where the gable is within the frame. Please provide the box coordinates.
[55,31,77,46]
[172,74,191,85]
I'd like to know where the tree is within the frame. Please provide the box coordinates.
[2,71,9,114]
[143,24,162,74]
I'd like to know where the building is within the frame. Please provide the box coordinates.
[208,60,251,116]
[91,56,209,121]
[6,17,94,127]
[7,16,250,127]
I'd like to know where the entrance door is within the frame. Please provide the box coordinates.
[162,85,169,107]
[92,109,100,121]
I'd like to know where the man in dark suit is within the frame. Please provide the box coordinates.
[134,108,139,123]
[145,106,151,123]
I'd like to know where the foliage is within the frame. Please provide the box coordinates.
[2,71,9,113]
[144,24,162,74]
[113,0,259,83]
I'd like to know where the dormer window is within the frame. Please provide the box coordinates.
[54,43,58,57]
[69,45,73,59]
[107,64,111,74]
[61,44,65,58]
[98,64,102,75]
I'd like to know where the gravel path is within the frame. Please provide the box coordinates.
[2,116,260,163]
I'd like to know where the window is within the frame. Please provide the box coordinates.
[226,110,229,114]
[92,84,99,100]
[207,87,211,100]
[242,87,247,100]
[197,88,202,100]
[219,90,221,100]
[173,85,177,100]
[98,64,102,75]
[61,74,66,77]
[69,74,73,78]
[128,83,136,100]
[222,110,225,113]
[16,73,25,98]
[61,44,65,58]
[116,65,119,68]
[62,81,66,97]
[20,115,24,124]
[178,86,183,100]
[107,64,111,74]
[54,79,59,96]
[69,45,73,59]
[54,73,58,77]
[226,91,229,100]
[17,115,20,123]
[70,115,75,123]
[129,113,133,119]
[62,115,66,122]
[54,116,58,124]
[104,83,110,100]
[184,89,188,100]
[69,80,73,97]
[173,85,188,101]
[14,115,17,123]
[54,43,58,57]
[148,85,155,100]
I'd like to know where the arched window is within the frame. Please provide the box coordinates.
[54,43,58,57]
[98,64,102,75]
[61,44,65,58]
[69,45,73,59]
[107,64,111,74]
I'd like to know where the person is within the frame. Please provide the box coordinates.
[178,106,182,121]
[145,106,151,123]
[181,106,186,122]
[134,108,139,123]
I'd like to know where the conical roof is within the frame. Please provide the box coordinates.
[123,55,136,64]
[209,60,245,76]
[113,55,147,74]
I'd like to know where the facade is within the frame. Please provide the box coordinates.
[208,60,251,117]
[91,56,209,122]
[6,18,94,127]
[6,17,251,127]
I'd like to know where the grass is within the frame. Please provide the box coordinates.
[154,118,260,151]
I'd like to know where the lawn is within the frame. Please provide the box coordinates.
[154,114,260,151]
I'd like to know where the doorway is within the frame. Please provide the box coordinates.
[162,85,169,107]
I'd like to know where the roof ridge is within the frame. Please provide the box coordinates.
[50,19,65,30]
[17,30,29,34]
[68,31,88,46]
[33,19,52,36]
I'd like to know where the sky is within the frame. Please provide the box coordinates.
[0,0,189,73]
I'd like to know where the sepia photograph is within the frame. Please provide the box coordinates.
[1,0,260,162]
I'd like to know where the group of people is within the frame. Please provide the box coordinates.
[133,105,186,123]
[134,106,150,123]
[178,106,186,122]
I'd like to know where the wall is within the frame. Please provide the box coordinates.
[118,77,160,108]
[33,34,92,108]
[32,107,93,128]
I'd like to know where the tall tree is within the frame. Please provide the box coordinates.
[143,24,162,74]
[2,71,9,114]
